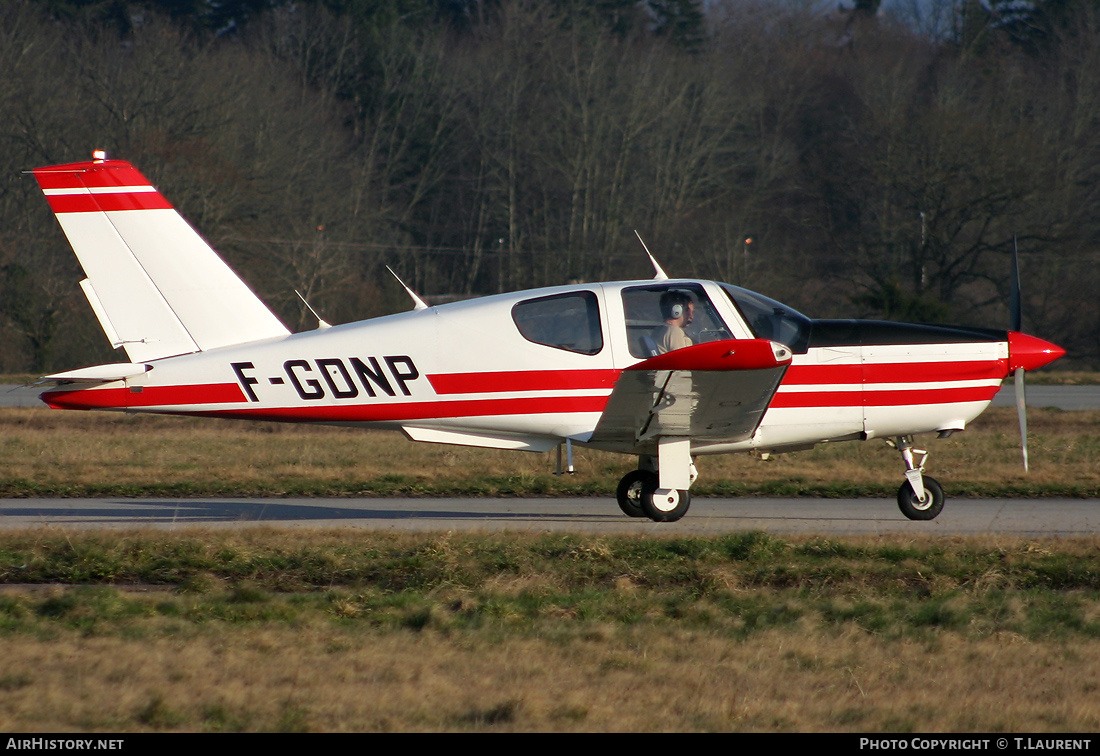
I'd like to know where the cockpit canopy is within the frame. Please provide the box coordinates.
[505,279,815,361]
[720,283,812,354]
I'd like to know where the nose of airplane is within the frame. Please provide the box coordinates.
[1007,332,1065,373]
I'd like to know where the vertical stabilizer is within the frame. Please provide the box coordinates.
[32,155,289,362]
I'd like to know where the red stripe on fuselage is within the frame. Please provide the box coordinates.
[428,369,620,395]
[783,359,1007,385]
[771,385,1000,408]
[42,381,607,420]
[43,383,246,410]
[783,364,863,384]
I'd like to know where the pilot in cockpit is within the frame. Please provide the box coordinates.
[652,289,695,354]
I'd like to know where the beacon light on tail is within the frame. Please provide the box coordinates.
[30,153,1064,522]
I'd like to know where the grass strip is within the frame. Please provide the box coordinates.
[2,529,1099,635]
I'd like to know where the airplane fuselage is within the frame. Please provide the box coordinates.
[42,279,1040,458]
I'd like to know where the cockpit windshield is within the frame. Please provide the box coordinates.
[720,284,812,354]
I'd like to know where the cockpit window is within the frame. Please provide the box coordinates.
[622,283,732,358]
[720,284,812,354]
[512,291,603,355]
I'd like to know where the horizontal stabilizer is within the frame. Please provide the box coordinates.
[43,363,151,383]
[32,156,289,362]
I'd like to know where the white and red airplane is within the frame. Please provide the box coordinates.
[29,153,1064,522]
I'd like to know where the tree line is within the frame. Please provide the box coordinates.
[1,0,1097,372]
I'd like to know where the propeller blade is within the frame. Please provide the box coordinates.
[1010,237,1027,471]
[1010,236,1022,332]
[1014,367,1029,472]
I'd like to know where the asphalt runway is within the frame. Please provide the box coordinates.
[990,384,1100,411]
[1,496,1097,536]
[0,385,46,407]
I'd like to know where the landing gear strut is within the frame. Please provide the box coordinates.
[889,435,945,520]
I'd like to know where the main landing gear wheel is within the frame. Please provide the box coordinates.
[616,469,655,518]
[642,486,692,523]
[897,476,944,521]
[615,470,692,522]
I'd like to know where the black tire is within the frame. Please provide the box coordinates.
[616,469,656,518]
[897,476,944,521]
[641,486,692,523]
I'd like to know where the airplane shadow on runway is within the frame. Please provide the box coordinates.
[0,499,611,525]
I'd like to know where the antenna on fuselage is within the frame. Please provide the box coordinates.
[385,266,429,311]
[295,290,332,330]
[634,230,669,281]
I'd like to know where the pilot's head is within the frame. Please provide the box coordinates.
[659,290,695,324]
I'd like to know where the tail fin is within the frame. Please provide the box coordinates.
[31,154,289,362]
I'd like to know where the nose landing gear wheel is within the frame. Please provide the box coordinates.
[897,476,944,521]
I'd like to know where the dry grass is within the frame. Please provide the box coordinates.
[0,406,1097,496]
[2,623,1098,732]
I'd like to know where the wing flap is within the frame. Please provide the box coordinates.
[589,339,792,452]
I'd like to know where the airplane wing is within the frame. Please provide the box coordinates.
[587,339,792,453]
